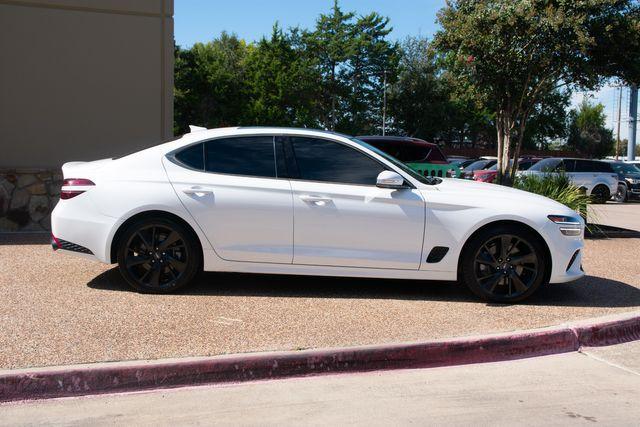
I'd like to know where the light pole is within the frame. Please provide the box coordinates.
[629,84,638,161]
[382,69,387,136]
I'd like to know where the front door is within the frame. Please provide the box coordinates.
[163,136,293,264]
[286,136,425,270]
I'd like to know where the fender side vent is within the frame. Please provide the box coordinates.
[427,246,449,263]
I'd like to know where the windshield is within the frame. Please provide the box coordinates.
[611,162,640,174]
[463,160,490,172]
[350,138,440,185]
[529,158,561,172]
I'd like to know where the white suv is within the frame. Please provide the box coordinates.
[521,158,618,203]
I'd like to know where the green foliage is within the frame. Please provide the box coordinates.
[434,0,640,182]
[514,173,590,216]
[243,24,321,127]
[174,33,250,134]
[567,100,615,158]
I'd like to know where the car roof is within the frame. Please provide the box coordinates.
[356,135,437,148]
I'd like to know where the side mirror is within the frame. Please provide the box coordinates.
[376,171,407,189]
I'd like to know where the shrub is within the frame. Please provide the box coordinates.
[513,173,590,219]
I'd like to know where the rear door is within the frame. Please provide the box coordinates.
[163,136,293,264]
[570,160,593,190]
[285,136,425,270]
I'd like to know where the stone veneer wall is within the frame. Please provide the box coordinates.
[0,170,62,232]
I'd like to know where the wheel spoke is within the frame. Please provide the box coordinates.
[136,231,152,250]
[476,252,497,267]
[167,255,187,272]
[510,273,529,293]
[507,238,521,256]
[482,273,502,293]
[159,231,181,250]
[149,267,161,286]
[500,236,510,260]
[510,253,537,265]
[126,255,150,268]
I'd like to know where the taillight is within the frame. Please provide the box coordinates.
[60,178,95,199]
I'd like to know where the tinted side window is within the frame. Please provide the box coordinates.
[574,160,593,172]
[205,136,276,178]
[560,159,575,172]
[175,143,204,170]
[290,137,386,185]
[592,161,613,173]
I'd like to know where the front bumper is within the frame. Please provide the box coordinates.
[542,221,586,284]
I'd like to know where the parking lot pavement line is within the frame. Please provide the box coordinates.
[579,350,640,376]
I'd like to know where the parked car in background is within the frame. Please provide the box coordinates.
[520,158,618,203]
[357,136,454,177]
[606,160,640,202]
[460,159,497,179]
[473,158,541,183]
[448,158,477,177]
[51,126,585,303]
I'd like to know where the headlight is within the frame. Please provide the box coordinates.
[548,215,582,236]
[625,177,640,184]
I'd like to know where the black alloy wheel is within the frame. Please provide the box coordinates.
[591,185,610,204]
[461,225,547,303]
[117,217,201,293]
[614,183,628,203]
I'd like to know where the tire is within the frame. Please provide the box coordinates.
[460,224,548,303]
[116,216,202,293]
[590,184,610,204]
[613,183,628,203]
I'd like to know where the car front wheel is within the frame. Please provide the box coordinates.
[460,224,548,303]
[116,217,201,293]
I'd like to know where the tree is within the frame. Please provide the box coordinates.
[435,0,640,184]
[244,24,321,127]
[567,100,614,159]
[389,36,493,146]
[174,33,249,134]
[304,0,355,131]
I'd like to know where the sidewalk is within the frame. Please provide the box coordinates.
[2,340,639,426]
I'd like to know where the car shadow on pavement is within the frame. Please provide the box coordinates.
[88,268,640,308]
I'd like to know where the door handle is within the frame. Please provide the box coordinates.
[299,195,332,206]
[183,187,213,196]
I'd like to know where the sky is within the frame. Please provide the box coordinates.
[174,0,634,140]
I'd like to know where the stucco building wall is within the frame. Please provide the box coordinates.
[0,0,174,231]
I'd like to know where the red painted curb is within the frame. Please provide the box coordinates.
[0,312,638,403]
[573,314,640,347]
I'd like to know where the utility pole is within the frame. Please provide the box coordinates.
[616,87,623,160]
[382,69,387,136]
[629,84,638,161]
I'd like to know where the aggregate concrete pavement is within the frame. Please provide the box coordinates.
[1,234,640,370]
[2,341,639,426]
[589,200,640,231]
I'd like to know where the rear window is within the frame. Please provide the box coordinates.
[591,161,614,173]
[529,158,562,172]
[174,143,204,170]
[205,136,276,178]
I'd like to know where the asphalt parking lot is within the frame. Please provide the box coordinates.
[1,231,639,370]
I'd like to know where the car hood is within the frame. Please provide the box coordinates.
[420,177,577,215]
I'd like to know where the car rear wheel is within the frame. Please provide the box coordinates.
[116,217,201,293]
[591,184,610,204]
[613,183,628,203]
[460,224,547,303]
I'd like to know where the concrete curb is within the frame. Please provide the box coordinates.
[1,311,639,403]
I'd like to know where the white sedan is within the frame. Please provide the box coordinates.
[51,127,585,302]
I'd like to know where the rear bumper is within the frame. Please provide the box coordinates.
[50,194,117,263]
